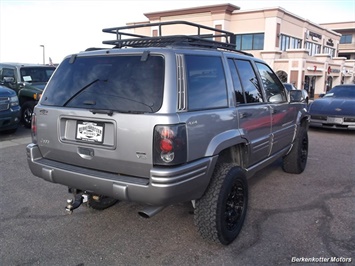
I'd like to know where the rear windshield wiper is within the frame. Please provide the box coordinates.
[63,79,101,107]
[89,109,145,115]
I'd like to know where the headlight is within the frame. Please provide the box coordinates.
[10,95,19,107]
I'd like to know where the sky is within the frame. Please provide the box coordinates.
[0,0,354,64]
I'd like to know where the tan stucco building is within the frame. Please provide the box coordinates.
[128,3,355,98]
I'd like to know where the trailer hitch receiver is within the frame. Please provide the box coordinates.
[65,193,84,214]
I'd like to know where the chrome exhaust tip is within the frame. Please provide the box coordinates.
[138,206,166,218]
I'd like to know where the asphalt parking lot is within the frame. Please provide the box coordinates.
[0,126,354,265]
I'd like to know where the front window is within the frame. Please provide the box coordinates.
[20,67,55,83]
[41,55,165,113]
[0,68,16,82]
[235,33,264,50]
[256,62,287,103]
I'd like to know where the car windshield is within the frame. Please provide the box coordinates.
[20,67,55,83]
[41,55,165,113]
[324,86,355,98]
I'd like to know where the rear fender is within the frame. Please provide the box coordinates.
[205,129,246,156]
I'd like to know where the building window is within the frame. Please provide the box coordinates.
[279,34,302,51]
[339,53,351,59]
[305,41,321,56]
[340,34,352,44]
[323,47,336,57]
[235,33,264,50]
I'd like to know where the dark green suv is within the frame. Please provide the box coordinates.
[0,63,55,128]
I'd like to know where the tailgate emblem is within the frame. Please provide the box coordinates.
[39,109,48,115]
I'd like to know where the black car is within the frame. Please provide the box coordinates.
[309,84,355,130]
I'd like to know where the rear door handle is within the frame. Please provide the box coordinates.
[240,112,252,119]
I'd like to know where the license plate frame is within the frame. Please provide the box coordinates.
[76,120,105,143]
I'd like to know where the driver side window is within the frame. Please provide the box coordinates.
[1,68,15,79]
[256,62,287,103]
[0,68,16,88]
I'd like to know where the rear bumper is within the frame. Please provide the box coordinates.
[26,143,217,206]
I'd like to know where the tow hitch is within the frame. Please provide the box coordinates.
[65,189,88,214]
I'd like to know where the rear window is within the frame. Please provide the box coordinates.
[41,55,165,113]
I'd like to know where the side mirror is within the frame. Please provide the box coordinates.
[318,93,325,98]
[289,90,304,103]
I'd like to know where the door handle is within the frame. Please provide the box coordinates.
[240,112,252,119]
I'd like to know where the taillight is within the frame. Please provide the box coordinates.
[153,124,187,165]
[31,113,37,144]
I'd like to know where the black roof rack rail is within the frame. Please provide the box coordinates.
[102,21,252,56]
[85,47,107,51]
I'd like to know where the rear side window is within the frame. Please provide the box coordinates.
[185,55,228,111]
[41,55,165,113]
[228,59,245,104]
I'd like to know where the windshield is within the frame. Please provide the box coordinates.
[324,86,355,98]
[41,55,165,113]
[20,67,55,83]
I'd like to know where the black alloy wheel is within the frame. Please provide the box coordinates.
[195,163,248,245]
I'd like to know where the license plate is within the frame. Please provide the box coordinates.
[327,117,343,124]
[76,121,104,143]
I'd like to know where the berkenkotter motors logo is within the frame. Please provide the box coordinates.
[291,257,352,263]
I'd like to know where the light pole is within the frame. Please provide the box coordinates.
[40,45,45,65]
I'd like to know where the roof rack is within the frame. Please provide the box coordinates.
[102,21,252,56]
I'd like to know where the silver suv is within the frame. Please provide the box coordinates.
[27,21,309,245]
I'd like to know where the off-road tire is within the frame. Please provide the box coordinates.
[194,163,248,245]
[21,101,36,128]
[87,194,118,210]
[282,126,308,174]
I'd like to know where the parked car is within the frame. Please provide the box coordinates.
[308,84,355,130]
[26,21,309,245]
[0,85,21,133]
[283,83,309,104]
[0,63,56,128]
